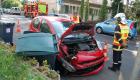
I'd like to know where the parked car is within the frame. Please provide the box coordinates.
[10,7,21,15]
[29,16,108,75]
[95,18,135,38]
[5,9,11,14]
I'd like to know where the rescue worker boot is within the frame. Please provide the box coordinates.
[116,63,121,71]
[108,63,118,72]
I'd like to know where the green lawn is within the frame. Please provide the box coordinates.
[0,42,59,80]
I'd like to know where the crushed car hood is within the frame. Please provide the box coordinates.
[61,22,95,40]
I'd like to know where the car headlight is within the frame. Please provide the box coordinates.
[96,41,103,50]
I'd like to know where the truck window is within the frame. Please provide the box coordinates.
[40,19,51,33]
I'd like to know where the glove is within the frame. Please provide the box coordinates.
[122,43,127,48]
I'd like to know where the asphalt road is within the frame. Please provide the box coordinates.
[1,14,139,80]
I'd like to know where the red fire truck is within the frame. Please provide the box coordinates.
[24,2,48,18]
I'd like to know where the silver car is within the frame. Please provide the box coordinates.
[10,7,21,15]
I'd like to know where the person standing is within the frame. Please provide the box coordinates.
[70,12,81,23]
[108,17,129,72]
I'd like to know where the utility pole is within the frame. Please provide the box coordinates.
[117,0,123,14]
[0,0,1,20]
[117,2,120,13]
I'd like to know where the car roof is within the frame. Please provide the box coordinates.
[35,16,71,22]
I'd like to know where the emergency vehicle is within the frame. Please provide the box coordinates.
[24,2,48,18]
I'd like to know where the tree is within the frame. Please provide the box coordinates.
[132,0,140,18]
[84,0,89,22]
[80,0,85,20]
[111,0,124,17]
[99,0,108,21]
[2,0,22,8]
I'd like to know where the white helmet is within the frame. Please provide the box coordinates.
[120,17,127,24]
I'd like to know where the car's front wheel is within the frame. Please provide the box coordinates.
[55,59,69,75]
[96,27,103,34]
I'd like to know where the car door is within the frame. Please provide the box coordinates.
[39,19,58,51]
[103,19,116,34]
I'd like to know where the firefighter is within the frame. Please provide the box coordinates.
[108,17,129,72]
[70,12,81,23]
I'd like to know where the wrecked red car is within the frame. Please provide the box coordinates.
[29,16,108,75]
[56,23,108,76]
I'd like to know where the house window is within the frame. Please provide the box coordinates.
[73,6,75,12]
[64,5,69,13]
[89,8,93,15]
[70,6,72,13]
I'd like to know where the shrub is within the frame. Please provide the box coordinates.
[0,42,59,80]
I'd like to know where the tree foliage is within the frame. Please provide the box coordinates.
[80,0,85,20]
[111,0,124,17]
[2,0,22,8]
[85,0,90,21]
[99,0,108,21]
[132,0,140,18]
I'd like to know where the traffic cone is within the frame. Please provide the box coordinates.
[16,20,21,33]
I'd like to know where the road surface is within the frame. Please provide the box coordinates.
[1,14,139,80]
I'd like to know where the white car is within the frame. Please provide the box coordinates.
[48,13,71,19]
[10,7,21,15]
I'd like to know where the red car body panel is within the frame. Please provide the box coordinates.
[71,51,103,64]
[58,23,108,75]
[29,16,108,75]
[81,64,104,76]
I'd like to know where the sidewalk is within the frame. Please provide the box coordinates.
[130,40,140,80]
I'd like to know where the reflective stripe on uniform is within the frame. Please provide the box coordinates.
[118,61,121,63]
[113,24,129,50]
[114,31,121,34]
[113,62,118,64]
[118,38,122,41]
[113,48,123,51]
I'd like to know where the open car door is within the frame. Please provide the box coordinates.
[16,32,58,56]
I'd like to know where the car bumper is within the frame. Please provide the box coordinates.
[72,62,104,76]
[71,56,105,75]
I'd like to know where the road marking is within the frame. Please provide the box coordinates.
[125,49,138,57]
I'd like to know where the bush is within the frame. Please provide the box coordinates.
[0,42,59,80]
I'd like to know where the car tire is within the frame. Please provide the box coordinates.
[96,27,103,34]
[55,59,69,75]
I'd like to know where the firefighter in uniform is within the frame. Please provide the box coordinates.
[108,17,129,72]
[70,12,81,23]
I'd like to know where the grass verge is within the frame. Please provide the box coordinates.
[0,42,59,80]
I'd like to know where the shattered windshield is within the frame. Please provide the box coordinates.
[52,21,73,38]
